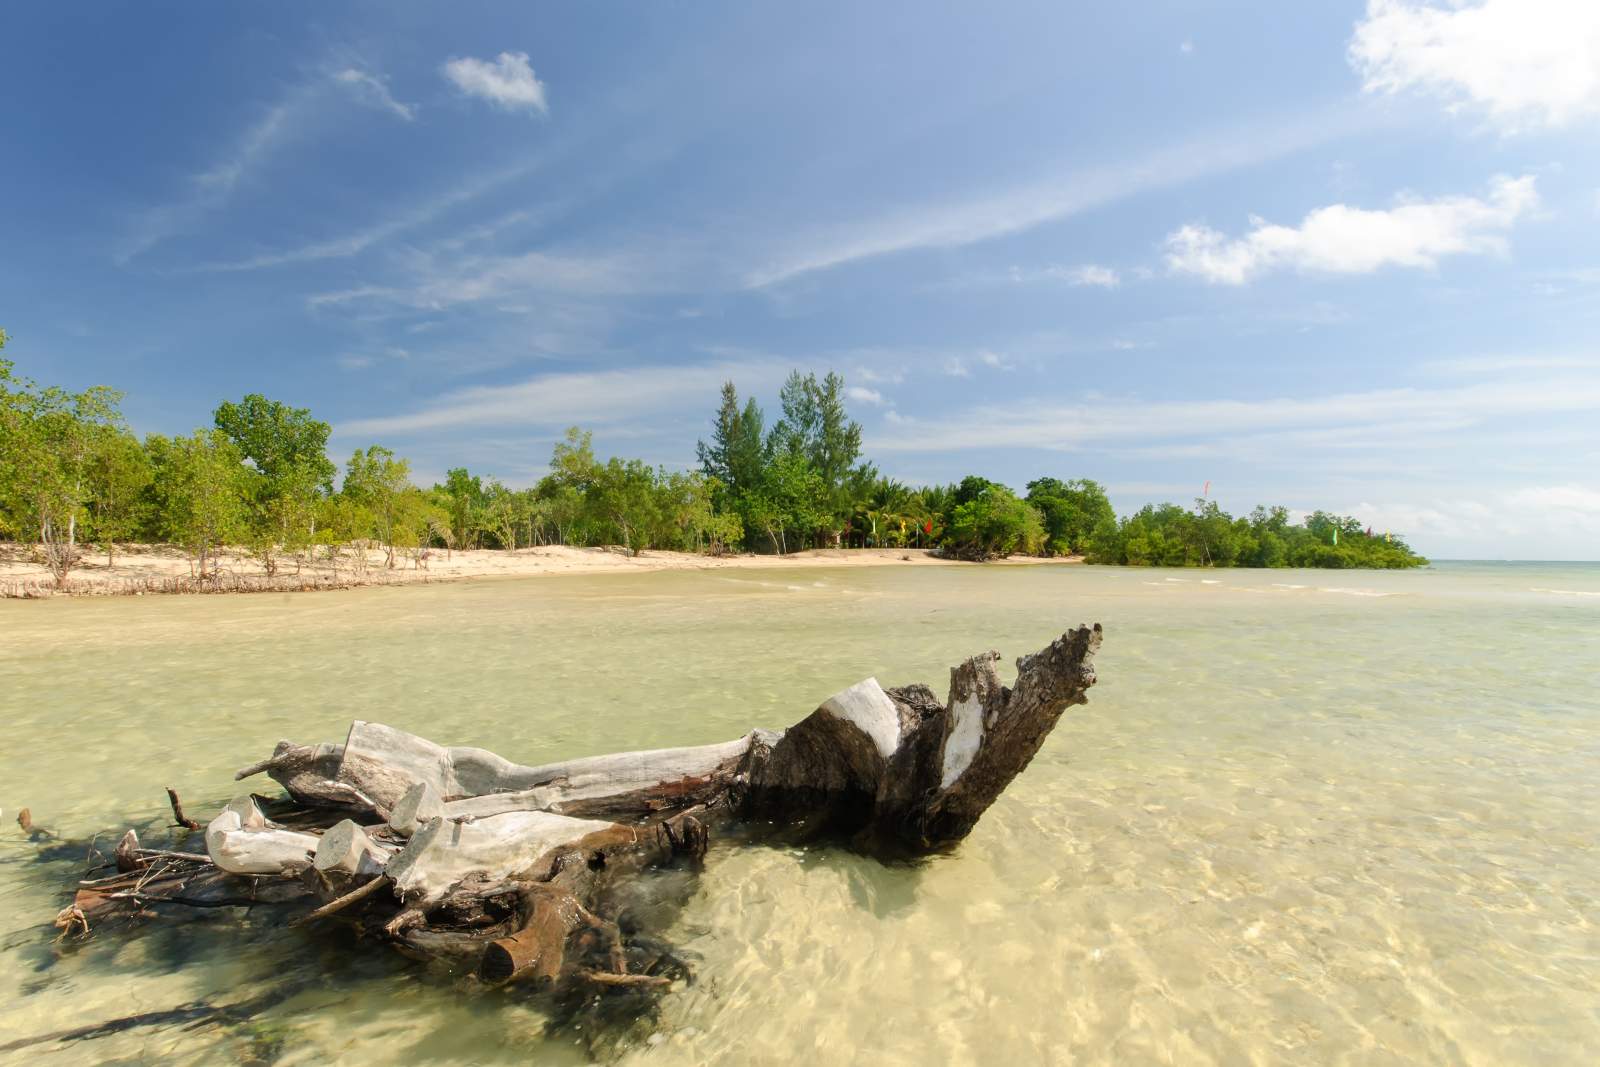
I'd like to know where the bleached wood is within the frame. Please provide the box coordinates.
[204,796,319,876]
[341,722,764,817]
[817,678,902,760]
[313,819,392,879]
[388,780,444,837]
[385,810,618,907]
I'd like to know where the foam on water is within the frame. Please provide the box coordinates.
[1,561,1596,1065]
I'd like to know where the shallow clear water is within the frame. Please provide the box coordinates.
[1,562,1597,1065]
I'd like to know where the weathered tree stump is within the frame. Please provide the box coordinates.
[52,625,1101,1014]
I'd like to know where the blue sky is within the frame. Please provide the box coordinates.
[4,1,1599,558]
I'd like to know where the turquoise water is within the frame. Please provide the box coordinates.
[1,561,1596,1064]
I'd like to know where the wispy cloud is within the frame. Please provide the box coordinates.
[117,82,319,263]
[940,350,1016,378]
[846,385,885,406]
[334,67,416,121]
[308,246,652,313]
[1350,0,1600,131]
[197,164,550,273]
[337,359,788,438]
[1165,174,1537,284]
[443,52,549,114]
[865,364,1600,455]
[121,64,422,264]
[1014,263,1121,288]
[742,101,1380,288]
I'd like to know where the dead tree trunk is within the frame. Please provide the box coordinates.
[53,625,1100,1012]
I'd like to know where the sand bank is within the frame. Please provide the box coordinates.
[0,542,1075,597]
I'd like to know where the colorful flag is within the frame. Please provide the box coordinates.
[1333,527,1339,545]
[1202,480,1210,497]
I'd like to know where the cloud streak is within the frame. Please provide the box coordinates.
[337,360,790,438]
[865,367,1600,456]
[335,68,416,121]
[743,101,1380,288]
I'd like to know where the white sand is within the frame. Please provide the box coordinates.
[0,542,1073,594]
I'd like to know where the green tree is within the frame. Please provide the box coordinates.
[152,429,248,578]
[343,446,412,568]
[944,483,1045,561]
[1025,477,1115,556]
[697,381,768,509]
[746,452,827,554]
[590,457,659,555]
[86,430,153,567]
[767,371,862,544]
[0,354,126,584]
[440,468,485,549]
[214,395,334,575]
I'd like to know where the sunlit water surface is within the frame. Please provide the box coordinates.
[1,562,1597,1065]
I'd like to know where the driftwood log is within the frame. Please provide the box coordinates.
[56,625,1100,1011]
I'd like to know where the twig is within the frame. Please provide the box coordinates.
[577,970,671,988]
[166,788,202,831]
[233,755,278,781]
[294,874,391,927]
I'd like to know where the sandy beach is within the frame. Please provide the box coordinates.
[0,542,1072,596]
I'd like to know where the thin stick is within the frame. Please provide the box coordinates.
[133,849,211,863]
[577,970,671,988]
[295,875,391,927]
[166,788,202,831]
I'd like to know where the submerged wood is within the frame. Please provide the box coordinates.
[52,625,1100,1011]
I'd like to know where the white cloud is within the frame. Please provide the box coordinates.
[1350,0,1600,130]
[942,357,971,378]
[743,102,1381,287]
[337,360,785,437]
[1066,264,1119,288]
[846,385,885,406]
[853,365,906,386]
[443,52,549,114]
[1180,40,1195,55]
[1347,486,1600,559]
[1165,174,1537,284]
[1007,263,1121,287]
[1506,484,1600,520]
[335,68,415,121]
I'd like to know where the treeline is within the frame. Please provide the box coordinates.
[1082,501,1426,569]
[0,332,1425,581]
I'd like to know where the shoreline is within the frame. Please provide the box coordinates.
[0,543,1077,599]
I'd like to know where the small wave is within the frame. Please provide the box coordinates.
[1164,578,1190,583]
[1531,587,1600,597]
[1318,587,1393,598]
[1200,579,1222,585]
[1271,583,1308,590]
